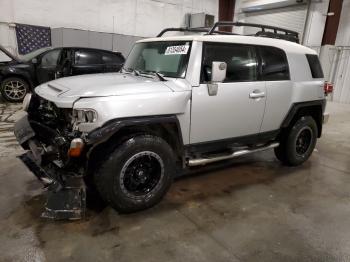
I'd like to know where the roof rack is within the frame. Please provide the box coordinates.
[157,27,237,37]
[157,21,299,43]
[209,21,299,43]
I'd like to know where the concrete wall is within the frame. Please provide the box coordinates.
[0,0,218,55]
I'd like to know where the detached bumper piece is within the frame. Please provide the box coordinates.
[19,152,86,220]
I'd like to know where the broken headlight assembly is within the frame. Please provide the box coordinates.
[73,109,98,123]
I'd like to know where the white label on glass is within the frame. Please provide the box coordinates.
[164,45,189,55]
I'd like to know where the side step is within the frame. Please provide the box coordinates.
[187,142,279,167]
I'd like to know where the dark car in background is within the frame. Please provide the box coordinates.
[0,45,125,102]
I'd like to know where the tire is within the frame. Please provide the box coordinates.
[1,77,29,102]
[94,135,175,213]
[274,116,318,166]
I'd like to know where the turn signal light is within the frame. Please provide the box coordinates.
[68,138,84,157]
[324,82,334,95]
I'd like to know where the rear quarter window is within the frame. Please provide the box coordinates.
[102,52,124,64]
[75,50,102,65]
[306,54,324,78]
[259,46,290,81]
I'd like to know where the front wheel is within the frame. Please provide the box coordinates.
[275,116,318,166]
[1,77,29,102]
[94,135,175,213]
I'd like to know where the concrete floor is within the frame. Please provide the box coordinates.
[0,100,350,262]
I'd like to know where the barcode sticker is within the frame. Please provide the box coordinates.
[164,45,189,55]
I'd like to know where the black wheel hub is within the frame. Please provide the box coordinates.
[120,151,164,198]
[296,127,312,156]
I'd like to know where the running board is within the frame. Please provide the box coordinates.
[187,142,279,167]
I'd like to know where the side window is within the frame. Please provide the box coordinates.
[102,52,124,64]
[74,50,102,65]
[41,49,61,67]
[306,54,324,78]
[202,43,257,82]
[260,47,290,81]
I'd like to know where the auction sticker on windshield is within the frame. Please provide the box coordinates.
[165,45,189,55]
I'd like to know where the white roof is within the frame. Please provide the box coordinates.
[137,34,316,55]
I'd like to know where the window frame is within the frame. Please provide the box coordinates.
[200,42,260,84]
[200,42,291,83]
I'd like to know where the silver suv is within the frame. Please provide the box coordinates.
[14,22,328,219]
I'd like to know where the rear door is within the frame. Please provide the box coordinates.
[190,42,267,144]
[259,46,293,132]
[71,49,104,75]
[102,52,125,72]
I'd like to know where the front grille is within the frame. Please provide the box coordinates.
[28,94,73,132]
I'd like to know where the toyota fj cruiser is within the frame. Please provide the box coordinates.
[14,22,328,219]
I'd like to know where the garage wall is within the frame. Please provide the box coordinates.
[0,0,218,55]
[242,4,308,40]
[330,0,350,104]
[51,28,144,56]
[233,0,329,47]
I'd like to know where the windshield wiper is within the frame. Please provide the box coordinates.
[122,68,167,81]
[153,72,166,81]
[138,70,167,81]
[121,67,141,76]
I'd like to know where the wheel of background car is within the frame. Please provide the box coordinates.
[0,77,29,102]
[274,116,318,166]
[94,135,175,213]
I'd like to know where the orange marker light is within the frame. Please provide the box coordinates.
[68,138,84,157]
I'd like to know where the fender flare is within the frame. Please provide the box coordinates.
[86,115,184,147]
[281,99,326,137]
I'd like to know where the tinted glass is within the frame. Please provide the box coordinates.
[123,41,192,78]
[306,54,324,78]
[75,50,102,65]
[202,43,258,82]
[102,52,124,64]
[260,47,290,81]
[41,49,61,67]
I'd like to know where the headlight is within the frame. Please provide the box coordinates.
[22,93,32,111]
[73,109,98,123]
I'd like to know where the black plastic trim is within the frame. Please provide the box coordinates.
[185,130,280,155]
[281,99,326,129]
[86,115,184,147]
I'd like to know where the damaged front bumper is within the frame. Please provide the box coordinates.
[14,114,86,220]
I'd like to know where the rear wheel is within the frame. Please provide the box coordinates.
[275,116,318,166]
[1,77,29,102]
[94,135,175,213]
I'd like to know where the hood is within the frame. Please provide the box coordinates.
[35,73,176,107]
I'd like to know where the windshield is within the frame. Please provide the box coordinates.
[19,47,52,61]
[123,41,192,78]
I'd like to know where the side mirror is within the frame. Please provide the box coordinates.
[211,61,227,82]
[207,61,226,96]
[31,58,38,64]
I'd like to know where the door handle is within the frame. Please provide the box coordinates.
[249,90,265,99]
